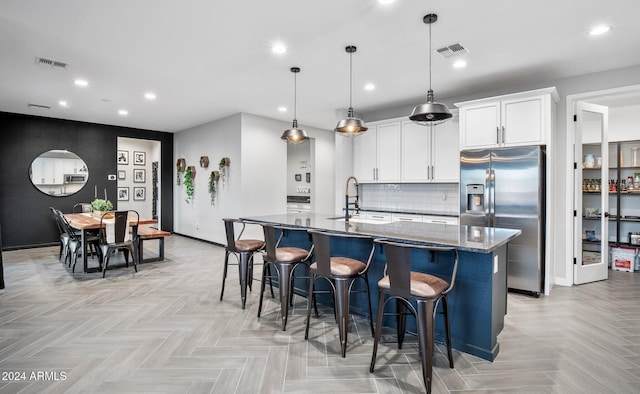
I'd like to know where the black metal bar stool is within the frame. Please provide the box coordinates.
[221,218,267,309]
[258,224,313,331]
[370,239,458,393]
[305,230,376,357]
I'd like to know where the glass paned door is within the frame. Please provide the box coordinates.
[574,102,609,284]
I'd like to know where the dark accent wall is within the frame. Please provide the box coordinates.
[0,112,173,249]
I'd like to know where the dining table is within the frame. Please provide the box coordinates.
[63,212,157,273]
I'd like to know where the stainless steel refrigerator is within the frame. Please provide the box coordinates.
[460,146,545,296]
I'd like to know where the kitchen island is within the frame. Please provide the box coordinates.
[241,213,521,361]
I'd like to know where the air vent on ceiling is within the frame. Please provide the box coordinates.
[436,43,468,59]
[35,56,68,70]
[28,103,51,110]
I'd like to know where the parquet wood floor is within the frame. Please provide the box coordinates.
[1,235,639,393]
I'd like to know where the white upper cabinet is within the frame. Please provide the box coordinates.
[401,114,459,182]
[456,87,558,150]
[353,121,401,182]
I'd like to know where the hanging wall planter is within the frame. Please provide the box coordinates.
[184,166,195,203]
[219,157,230,187]
[199,155,209,168]
[209,171,220,205]
[176,158,186,185]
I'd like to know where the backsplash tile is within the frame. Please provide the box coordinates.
[359,183,459,215]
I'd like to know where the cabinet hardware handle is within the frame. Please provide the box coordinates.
[372,168,375,180]
[432,220,447,224]
[501,126,505,144]
[496,127,500,144]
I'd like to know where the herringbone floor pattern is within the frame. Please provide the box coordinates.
[1,235,639,393]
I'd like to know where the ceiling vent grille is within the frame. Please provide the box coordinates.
[28,103,51,110]
[436,43,468,59]
[35,56,68,70]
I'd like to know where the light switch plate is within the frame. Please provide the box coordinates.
[107,174,116,181]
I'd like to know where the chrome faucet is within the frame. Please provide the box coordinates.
[344,176,359,222]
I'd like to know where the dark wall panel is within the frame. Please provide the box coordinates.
[0,112,173,249]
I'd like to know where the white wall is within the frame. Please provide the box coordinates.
[174,112,335,244]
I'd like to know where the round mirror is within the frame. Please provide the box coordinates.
[29,150,89,197]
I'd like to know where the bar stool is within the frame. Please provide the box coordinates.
[220,218,267,309]
[369,239,458,394]
[305,230,376,357]
[258,224,313,331]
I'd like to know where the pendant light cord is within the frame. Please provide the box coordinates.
[428,20,432,91]
[349,50,353,109]
[293,71,297,121]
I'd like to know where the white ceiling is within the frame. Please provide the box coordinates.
[1,0,639,133]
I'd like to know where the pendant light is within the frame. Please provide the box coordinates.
[281,67,309,144]
[335,45,368,135]
[409,13,452,125]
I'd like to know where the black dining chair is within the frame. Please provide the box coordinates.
[56,209,102,272]
[98,210,139,278]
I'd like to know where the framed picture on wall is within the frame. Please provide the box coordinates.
[117,150,129,165]
[118,170,126,180]
[133,169,146,183]
[117,187,129,201]
[133,151,146,166]
[133,187,145,201]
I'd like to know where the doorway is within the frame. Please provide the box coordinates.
[567,84,640,285]
[117,137,162,223]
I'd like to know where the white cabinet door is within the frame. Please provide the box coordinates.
[401,121,430,182]
[353,129,377,182]
[459,102,500,149]
[431,116,460,182]
[376,123,401,182]
[458,88,557,150]
[501,96,545,147]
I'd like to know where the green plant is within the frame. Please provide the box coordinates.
[219,157,229,186]
[208,171,219,205]
[91,198,113,212]
[184,166,194,203]
[176,167,181,185]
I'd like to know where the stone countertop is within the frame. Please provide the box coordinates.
[241,213,520,253]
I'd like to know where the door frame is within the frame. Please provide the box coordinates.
[565,84,640,286]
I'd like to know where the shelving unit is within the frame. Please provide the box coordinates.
[580,141,640,267]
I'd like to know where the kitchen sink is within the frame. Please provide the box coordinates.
[328,217,393,225]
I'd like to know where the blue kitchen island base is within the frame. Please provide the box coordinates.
[242,214,518,362]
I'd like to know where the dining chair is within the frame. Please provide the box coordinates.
[56,209,102,272]
[369,239,459,393]
[72,202,93,213]
[98,210,139,278]
[50,207,70,262]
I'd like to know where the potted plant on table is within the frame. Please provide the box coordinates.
[90,198,113,218]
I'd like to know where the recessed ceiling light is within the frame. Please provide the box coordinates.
[590,25,611,36]
[74,79,88,87]
[364,83,375,91]
[118,109,128,116]
[278,106,287,112]
[453,60,467,69]
[272,43,287,54]
[378,0,395,4]
[144,92,156,100]
[58,100,68,107]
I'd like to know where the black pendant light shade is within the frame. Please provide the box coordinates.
[335,46,368,135]
[281,67,309,144]
[409,13,453,125]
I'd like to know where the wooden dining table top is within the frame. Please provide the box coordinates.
[64,213,157,230]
